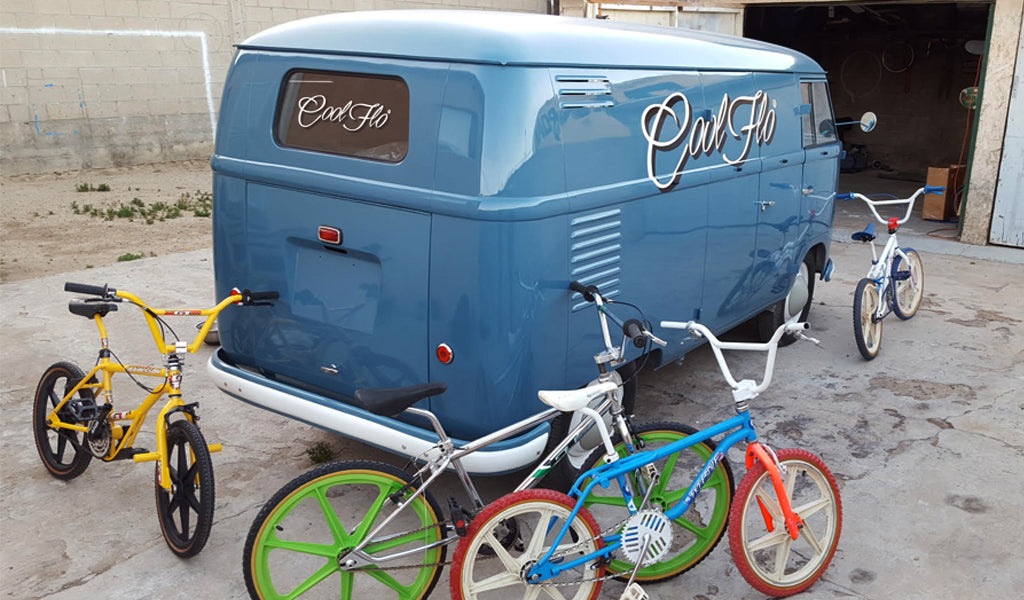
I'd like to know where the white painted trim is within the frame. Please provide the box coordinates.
[207,356,550,475]
[0,27,217,138]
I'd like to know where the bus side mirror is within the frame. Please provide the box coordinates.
[860,111,877,132]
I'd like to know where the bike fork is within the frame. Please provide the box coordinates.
[745,442,803,539]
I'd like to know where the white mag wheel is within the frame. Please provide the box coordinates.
[729,449,842,597]
[892,248,924,319]
[449,489,605,600]
[852,278,883,360]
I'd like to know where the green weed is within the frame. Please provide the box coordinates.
[70,191,213,222]
[116,252,145,262]
[75,183,110,192]
[306,441,335,464]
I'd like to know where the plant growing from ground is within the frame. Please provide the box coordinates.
[70,190,213,223]
[306,441,335,464]
[116,252,145,262]
[75,183,110,192]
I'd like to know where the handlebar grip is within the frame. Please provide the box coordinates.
[246,290,279,301]
[836,193,854,201]
[923,185,945,195]
[569,280,599,303]
[622,319,646,348]
[64,282,113,297]
[241,289,279,305]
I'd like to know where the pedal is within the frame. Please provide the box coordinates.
[110,447,149,461]
[448,497,472,537]
[69,398,103,422]
[619,582,648,600]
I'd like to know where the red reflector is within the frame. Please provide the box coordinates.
[436,343,454,364]
[318,226,342,245]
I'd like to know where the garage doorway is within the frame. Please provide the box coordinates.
[744,3,992,228]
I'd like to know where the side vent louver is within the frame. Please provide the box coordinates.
[556,75,613,109]
[570,209,622,311]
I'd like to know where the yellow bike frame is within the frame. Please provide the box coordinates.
[42,291,241,490]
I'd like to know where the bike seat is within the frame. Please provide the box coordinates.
[851,222,876,242]
[68,298,118,318]
[353,382,447,418]
[538,381,618,412]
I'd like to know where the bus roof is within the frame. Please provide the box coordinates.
[238,10,822,73]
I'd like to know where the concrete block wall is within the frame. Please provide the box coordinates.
[0,0,547,175]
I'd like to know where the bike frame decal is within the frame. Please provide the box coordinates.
[683,451,725,507]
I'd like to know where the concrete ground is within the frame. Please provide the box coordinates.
[2,179,1022,600]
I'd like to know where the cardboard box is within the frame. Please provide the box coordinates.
[922,165,965,221]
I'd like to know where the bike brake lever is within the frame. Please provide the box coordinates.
[646,331,668,347]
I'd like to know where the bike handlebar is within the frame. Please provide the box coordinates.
[569,281,666,361]
[660,320,809,399]
[837,186,944,227]
[569,280,599,303]
[64,281,116,298]
[623,319,646,348]
[240,289,280,304]
[64,282,278,354]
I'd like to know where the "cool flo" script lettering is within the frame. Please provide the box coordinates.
[296,95,392,132]
[642,90,777,191]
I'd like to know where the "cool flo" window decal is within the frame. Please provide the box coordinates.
[276,71,410,163]
[642,90,777,191]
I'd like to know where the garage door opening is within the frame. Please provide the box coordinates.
[745,2,991,232]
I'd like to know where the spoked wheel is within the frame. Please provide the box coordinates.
[852,278,883,360]
[244,460,447,600]
[156,419,214,558]
[892,248,924,319]
[450,489,605,600]
[32,362,95,480]
[729,448,842,597]
[579,421,734,582]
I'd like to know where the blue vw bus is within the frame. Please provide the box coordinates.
[207,11,840,474]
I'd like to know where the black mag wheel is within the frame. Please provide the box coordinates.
[156,419,214,558]
[32,361,95,480]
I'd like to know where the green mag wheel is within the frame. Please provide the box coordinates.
[578,421,734,582]
[243,460,447,600]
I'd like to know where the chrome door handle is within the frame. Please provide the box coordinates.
[757,200,776,211]
[802,187,814,195]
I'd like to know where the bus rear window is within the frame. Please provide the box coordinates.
[276,71,409,162]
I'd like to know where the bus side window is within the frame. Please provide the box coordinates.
[800,81,837,148]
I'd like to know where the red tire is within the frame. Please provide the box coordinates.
[450,489,605,600]
[729,448,842,596]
